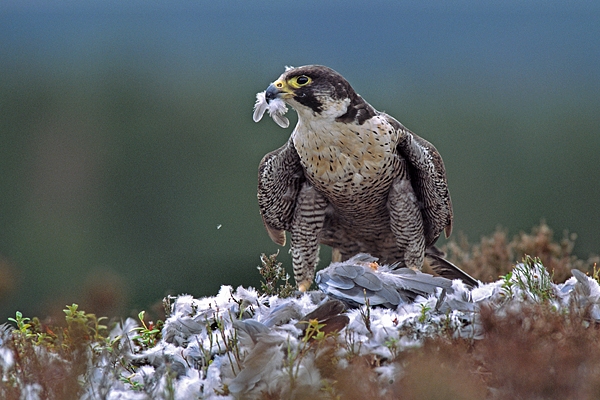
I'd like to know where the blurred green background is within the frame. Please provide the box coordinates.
[1,1,599,320]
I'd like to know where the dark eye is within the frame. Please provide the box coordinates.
[289,75,312,88]
[296,75,309,85]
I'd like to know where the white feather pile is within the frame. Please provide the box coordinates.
[2,261,600,398]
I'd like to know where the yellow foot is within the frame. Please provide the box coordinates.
[298,280,311,292]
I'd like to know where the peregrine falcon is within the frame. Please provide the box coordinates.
[255,65,476,291]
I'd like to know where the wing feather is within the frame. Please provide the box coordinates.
[383,114,453,246]
[257,138,305,246]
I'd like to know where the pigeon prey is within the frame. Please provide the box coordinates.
[315,254,453,308]
[255,65,477,291]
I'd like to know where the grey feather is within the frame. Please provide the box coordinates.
[228,333,285,395]
[316,254,452,308]
[572,268,591,296]
[262,303,302,328]
[232,319,270,344]
[321,272,356,290]
[353,270,384,291]
[388,267,453,292]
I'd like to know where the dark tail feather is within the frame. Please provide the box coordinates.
[295,299,349,336]
[426,247,478,288]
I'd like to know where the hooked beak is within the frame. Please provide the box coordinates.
[265,83,281,103]
[265,79,293,103]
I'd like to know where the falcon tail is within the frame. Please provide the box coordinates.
[426,248,478,288]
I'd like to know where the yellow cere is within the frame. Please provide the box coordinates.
[272,79,293,94]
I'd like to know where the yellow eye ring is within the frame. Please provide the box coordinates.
[296,75,309,85]
[289,75,312,88]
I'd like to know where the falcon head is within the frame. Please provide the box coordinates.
[265,65,376,124]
